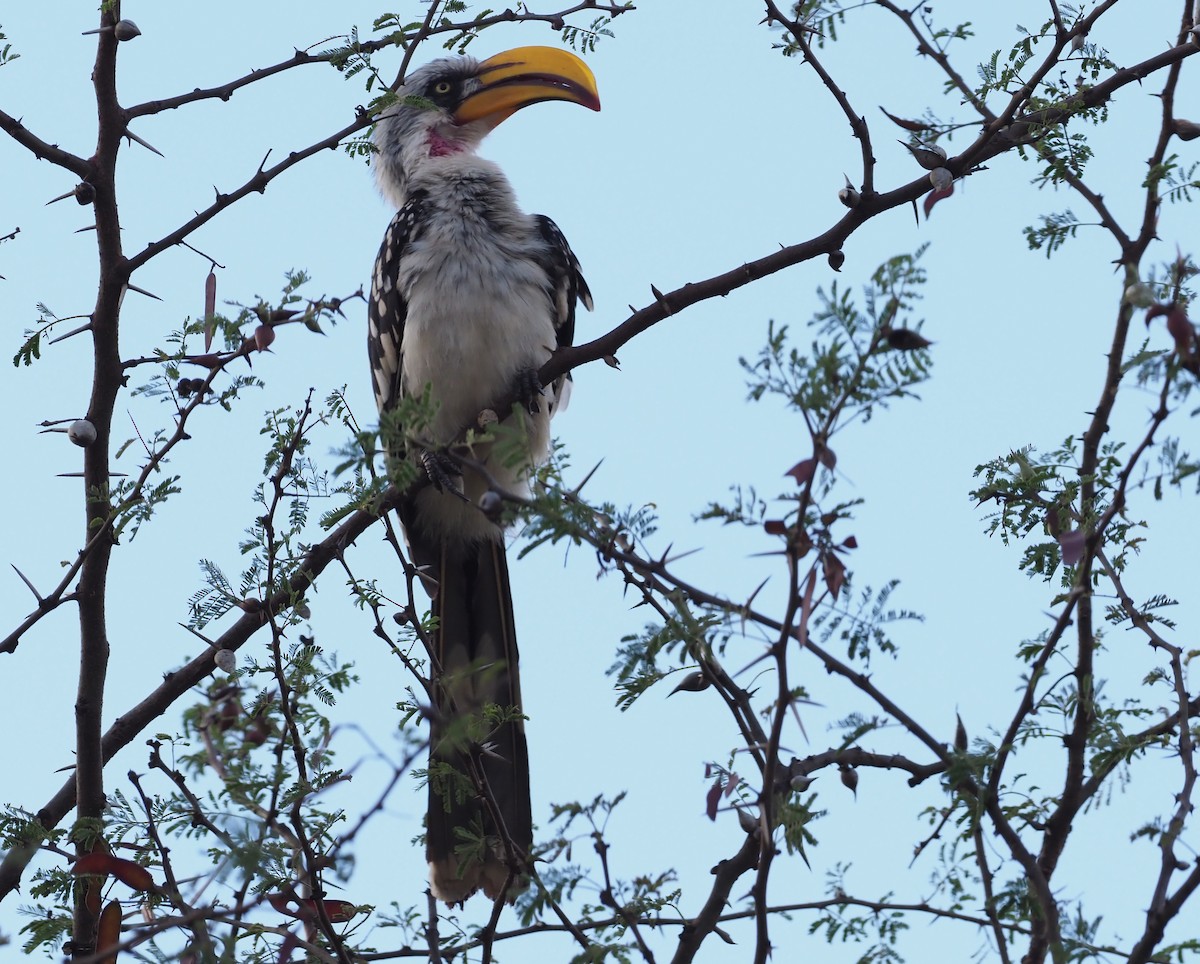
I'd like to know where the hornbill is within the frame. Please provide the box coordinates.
[367,47,599,902]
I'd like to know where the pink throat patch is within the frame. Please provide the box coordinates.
[426,129,465,157]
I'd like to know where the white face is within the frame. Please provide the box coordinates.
[372,57,491,205]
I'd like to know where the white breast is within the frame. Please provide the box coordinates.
[398,159,558,538]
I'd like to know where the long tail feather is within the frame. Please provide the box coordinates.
[422,535,531,903]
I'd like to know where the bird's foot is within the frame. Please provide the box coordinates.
[512,367,544,416]
[420,450,464,497]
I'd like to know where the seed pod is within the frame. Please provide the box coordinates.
[828,249,845,271]
[839,763,858,797]
[900,139,947,170]
[253,324,275,351]
[1172,118,1200,141]
[203,270,217,352]
[883,327,934,351]
[669,671,709,696]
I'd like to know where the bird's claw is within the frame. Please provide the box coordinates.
[420,450,463,496]
[513,367,544,416]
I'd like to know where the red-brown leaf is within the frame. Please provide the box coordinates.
[785,458,816,485]
[879,106,932,133]
[923,183,954,218]
[1166,305,1194,355]
[822,551,847,600]
[705,777,723,821]
[1058,529,1087,566]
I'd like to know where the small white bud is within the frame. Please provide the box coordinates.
[68,419,97,447]
[928,167,953,192]
[214,649,237,674]
[837,175,860,208]
[479,490,503,520]
[1123,283,1155,308]
[114,20,141,41]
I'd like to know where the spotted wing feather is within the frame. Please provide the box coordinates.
[533,215,591,410]
[368,192,428,423]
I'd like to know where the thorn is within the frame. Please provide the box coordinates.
[178,622,218,646]
[75,224,98,234]
[38,426,70,435]
[124,128,164,157]
[48,321,93,345]
[650,283,674,315]
[125,282,163,301]
[45,190,76,206]
[570,460,604,495]
[662,546,702,566]
[744,577,770,610]
[11,566,45,605]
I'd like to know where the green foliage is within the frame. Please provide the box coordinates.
[741,247,933,435]
[1150,154,1200,204]
[1024,209,1083,255]
[560,15,619,54]
[810,580,921,665]
[809,864,910,961]
[12,304,68,368]
[0,26,18,67]
[325,24,386,90]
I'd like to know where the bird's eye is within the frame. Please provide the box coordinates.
[432,81,452,95]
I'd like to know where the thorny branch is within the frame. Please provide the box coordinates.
[2,2,1199,961]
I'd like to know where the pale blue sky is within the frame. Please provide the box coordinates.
[1,2,1197,960]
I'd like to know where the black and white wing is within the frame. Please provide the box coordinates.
[533,214,591,410]
[368,192,428,421]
